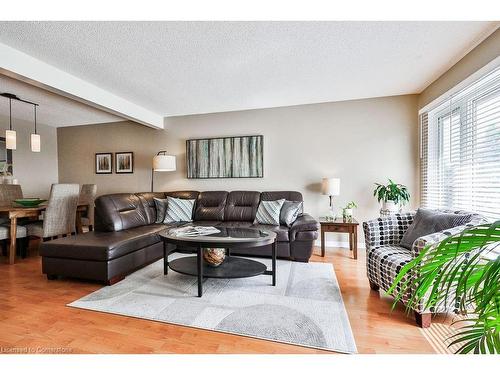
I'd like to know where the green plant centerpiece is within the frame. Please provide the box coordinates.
[373,179,410,212]
[389,221,500,354]
[342,201,357,222]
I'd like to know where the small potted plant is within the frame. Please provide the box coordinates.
[342,201,357,221]
[373,179,410,211]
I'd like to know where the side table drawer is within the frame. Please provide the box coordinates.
[322,224,349,232]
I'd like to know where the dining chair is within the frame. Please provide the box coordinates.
[79,184,97,231]
[0,184,29,258]
[25,184,80,241]
[0,184,23,204]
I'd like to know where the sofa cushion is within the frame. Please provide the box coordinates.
[194,191,228,221]
[136,192,166,224]
[261,191,303,202]
[40,224,174,261]
[400,208,474,250]
[224,191,260,222]
[250,223,290,241]
[94,193,151,232]
[163,197,196,223]
[255,199,285,225]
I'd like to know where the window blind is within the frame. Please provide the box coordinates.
[420,66,500,221]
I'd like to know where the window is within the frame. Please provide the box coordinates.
[420,67,500,220]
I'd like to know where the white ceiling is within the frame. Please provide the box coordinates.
[0,74,123,127]
[0,21,498,118]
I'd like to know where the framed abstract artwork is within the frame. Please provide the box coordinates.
[95,153,112,174]
[115,152,134,174]
[186,135,263,178]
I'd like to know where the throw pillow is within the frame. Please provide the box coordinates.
[400,208,474,250]
[254,199,286,226]
[163,197,196,223]
[280,201,303,227]
[153,197,168,224]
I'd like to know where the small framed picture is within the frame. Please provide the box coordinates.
[115,152,134,174]
[95,153,112,174]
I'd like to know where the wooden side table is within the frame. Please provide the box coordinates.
[319,218,359,259]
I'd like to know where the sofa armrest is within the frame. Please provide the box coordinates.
[411,216,489,258]
[290,214,320,241]
[363,212,415,250]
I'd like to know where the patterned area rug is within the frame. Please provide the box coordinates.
[68,254,357,353]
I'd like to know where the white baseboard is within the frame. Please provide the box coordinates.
[314,239,366,249]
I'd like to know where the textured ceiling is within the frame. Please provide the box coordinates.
[0,21,497,117]
[0,74,123,127]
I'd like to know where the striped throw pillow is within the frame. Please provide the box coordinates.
[163,197,195,223]
[255,199,285,225]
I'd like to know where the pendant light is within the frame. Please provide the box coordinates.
[1,92,40,152]
[5,98,16,150]
[31,105,41,152]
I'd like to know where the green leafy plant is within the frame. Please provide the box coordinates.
[344,201,357,209]
[388,221,500,354]
[373,179,410,204]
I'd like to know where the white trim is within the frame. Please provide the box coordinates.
[0,43,164,129]
[419,55,500,114]
[314,239,366,249]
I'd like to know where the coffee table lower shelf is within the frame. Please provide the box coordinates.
[169,256,268,279]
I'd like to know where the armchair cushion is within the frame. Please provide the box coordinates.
[400,208,474,250]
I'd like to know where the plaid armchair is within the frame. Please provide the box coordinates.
[363,210,487,327]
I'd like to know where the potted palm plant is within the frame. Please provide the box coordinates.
[373,179,410,211]
[389,221,500,354]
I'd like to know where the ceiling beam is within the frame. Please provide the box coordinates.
[0,42,164,129]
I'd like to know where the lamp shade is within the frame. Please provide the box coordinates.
[30,133,41,152]
[321,178,340,196]
[153,154,176,171]
[6,130,16,150]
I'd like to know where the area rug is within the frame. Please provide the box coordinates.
[68,254,357,353]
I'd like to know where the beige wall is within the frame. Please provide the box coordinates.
[58,94,419,245]
[0,116,58,198]
[418,28,500,109]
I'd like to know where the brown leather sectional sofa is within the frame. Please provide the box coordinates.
[40,190,320,284]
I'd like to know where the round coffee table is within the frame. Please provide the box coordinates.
[159,227,277,297]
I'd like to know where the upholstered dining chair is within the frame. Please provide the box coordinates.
[0,184,23,204]
[0,184,29,257]
[79,184,97,231]
[25,184,80,241]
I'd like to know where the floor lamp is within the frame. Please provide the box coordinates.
[151,151,176,192]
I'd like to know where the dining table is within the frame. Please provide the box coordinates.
[0,202,89,265]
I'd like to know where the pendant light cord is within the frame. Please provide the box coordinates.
[9,98,12,130]
[34,105,37,134]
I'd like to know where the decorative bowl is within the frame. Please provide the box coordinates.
[14,198,47,207]
[203,248,226,267]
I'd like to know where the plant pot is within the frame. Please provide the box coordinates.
[382,200,398,212]
[344,208,353,217]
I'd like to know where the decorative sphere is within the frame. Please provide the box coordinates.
[203,248,226,267]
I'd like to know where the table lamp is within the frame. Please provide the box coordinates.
[321,177,340,218]
[151,151,176,192]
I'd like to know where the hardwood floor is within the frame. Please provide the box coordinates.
[0,243,435,354]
